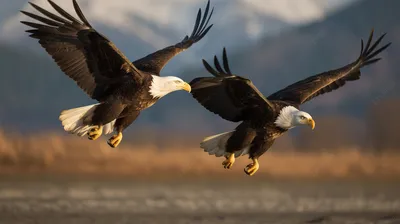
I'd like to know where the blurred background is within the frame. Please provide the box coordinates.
[0,0,400,223]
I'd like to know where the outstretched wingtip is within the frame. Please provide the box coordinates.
[367,28,375,39]
[48,0,85,25]
[202,58,220,77]
[186,0,214,42]
[73,0,92,27]
[206,0,211,8]
[358,29,391,67]
[213,55,219,66]
[189,8,202,38]
[20,20,30,25]
[27,2,41,11]
[198,24,213,39]
[19,10,39,20]
[73,0,80,8]
[199,48,235,79]
[376,32,387,42]
[204,0,211,14]
[222,47,232,75]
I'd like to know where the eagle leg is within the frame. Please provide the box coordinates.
[222,153,235,169]
[88,126,103,140]
[107,132,123,148]
[244,158,259,176]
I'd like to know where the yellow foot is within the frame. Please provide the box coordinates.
[244,158,259,176]
[107,132,123,148]
[88,126,103,140]
[222,153,235,169]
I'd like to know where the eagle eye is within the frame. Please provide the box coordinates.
[300,116,306,120]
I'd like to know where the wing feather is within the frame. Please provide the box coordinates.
[190,48,274,122]
[21,0,143,101]
[268,29,391,105]
[202,59,222,77]
[132,0,214,75]
[222,48,232,75]
[72,0,92,27]
[28,2,70,24]
[48,0,83,25]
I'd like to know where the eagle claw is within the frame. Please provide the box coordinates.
[244,159,259,176]
[88,126,103,140]
[107,132,123,148]
[222,153,235,169]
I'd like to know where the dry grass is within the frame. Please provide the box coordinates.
[0,130,400,180]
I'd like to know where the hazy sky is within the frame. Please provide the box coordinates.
[1,0,357,45]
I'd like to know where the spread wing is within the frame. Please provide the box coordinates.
[132,0,214,75]
[190,48,274,122]
[21,0,143,101]
[267,29,391,105]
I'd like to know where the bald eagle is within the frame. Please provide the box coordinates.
[190,30,391,176]
[21,0,213,148]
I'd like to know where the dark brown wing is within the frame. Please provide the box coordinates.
[21,0,143,101]
[132,0,214,75]
[190,48,274,122]
[267,29,391,105]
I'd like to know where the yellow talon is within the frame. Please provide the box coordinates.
[244,158,259,176]
[88,126,103,140]
[107,132,123,148]
[222,153,235,169]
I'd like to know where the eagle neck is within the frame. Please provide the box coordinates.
[148,75,174,98]
[274,106,299,129]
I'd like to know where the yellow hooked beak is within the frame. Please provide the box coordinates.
[308,118,315,130]
[181,82,191,93]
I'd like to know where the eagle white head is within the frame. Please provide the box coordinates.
[274,106,315,130]
[149,75,191,98]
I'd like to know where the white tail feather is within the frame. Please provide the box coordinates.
[200,131,250,158]
[59,103,116,136]
[103,120,116,135]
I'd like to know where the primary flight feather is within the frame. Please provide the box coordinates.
[190,30,391,176]
[21,0,214,148]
